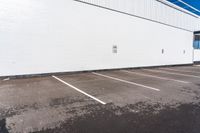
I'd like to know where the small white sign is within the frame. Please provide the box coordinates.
[113,45,118,53]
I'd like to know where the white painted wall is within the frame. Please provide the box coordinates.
[0,0,194,76]
[194,50,200,62]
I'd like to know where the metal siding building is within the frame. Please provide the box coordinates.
[0,0,199,76]
[78,0,200,31]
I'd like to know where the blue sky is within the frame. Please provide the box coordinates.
[167,0,200,16]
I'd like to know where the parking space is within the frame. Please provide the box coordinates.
[0,77,97,133]
[1,65,200,133]
[141,68,200,84]
[56,72,159,105]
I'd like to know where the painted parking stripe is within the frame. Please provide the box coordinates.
[193,65,200,69]
[179,66,200,71]
[52,75,106,105]
[159,68,200,74]
[92,72,160,91]
[121,70,189,84]
[144,69,200,79]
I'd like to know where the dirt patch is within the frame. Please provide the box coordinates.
[35,101,200,133]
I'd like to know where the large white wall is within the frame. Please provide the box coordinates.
[0,0,194,76]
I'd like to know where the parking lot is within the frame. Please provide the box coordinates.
[1,65,200,133]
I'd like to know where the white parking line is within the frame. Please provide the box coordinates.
[159,68,200,74]
[92,72,160,91]
[144,69,200,79]
[193,65,200,69]
[121,70,189,84]
[52,75,106,105]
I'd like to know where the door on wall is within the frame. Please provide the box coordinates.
[193,31,200,63]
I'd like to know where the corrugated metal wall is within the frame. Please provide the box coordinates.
[76,0,200,31]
